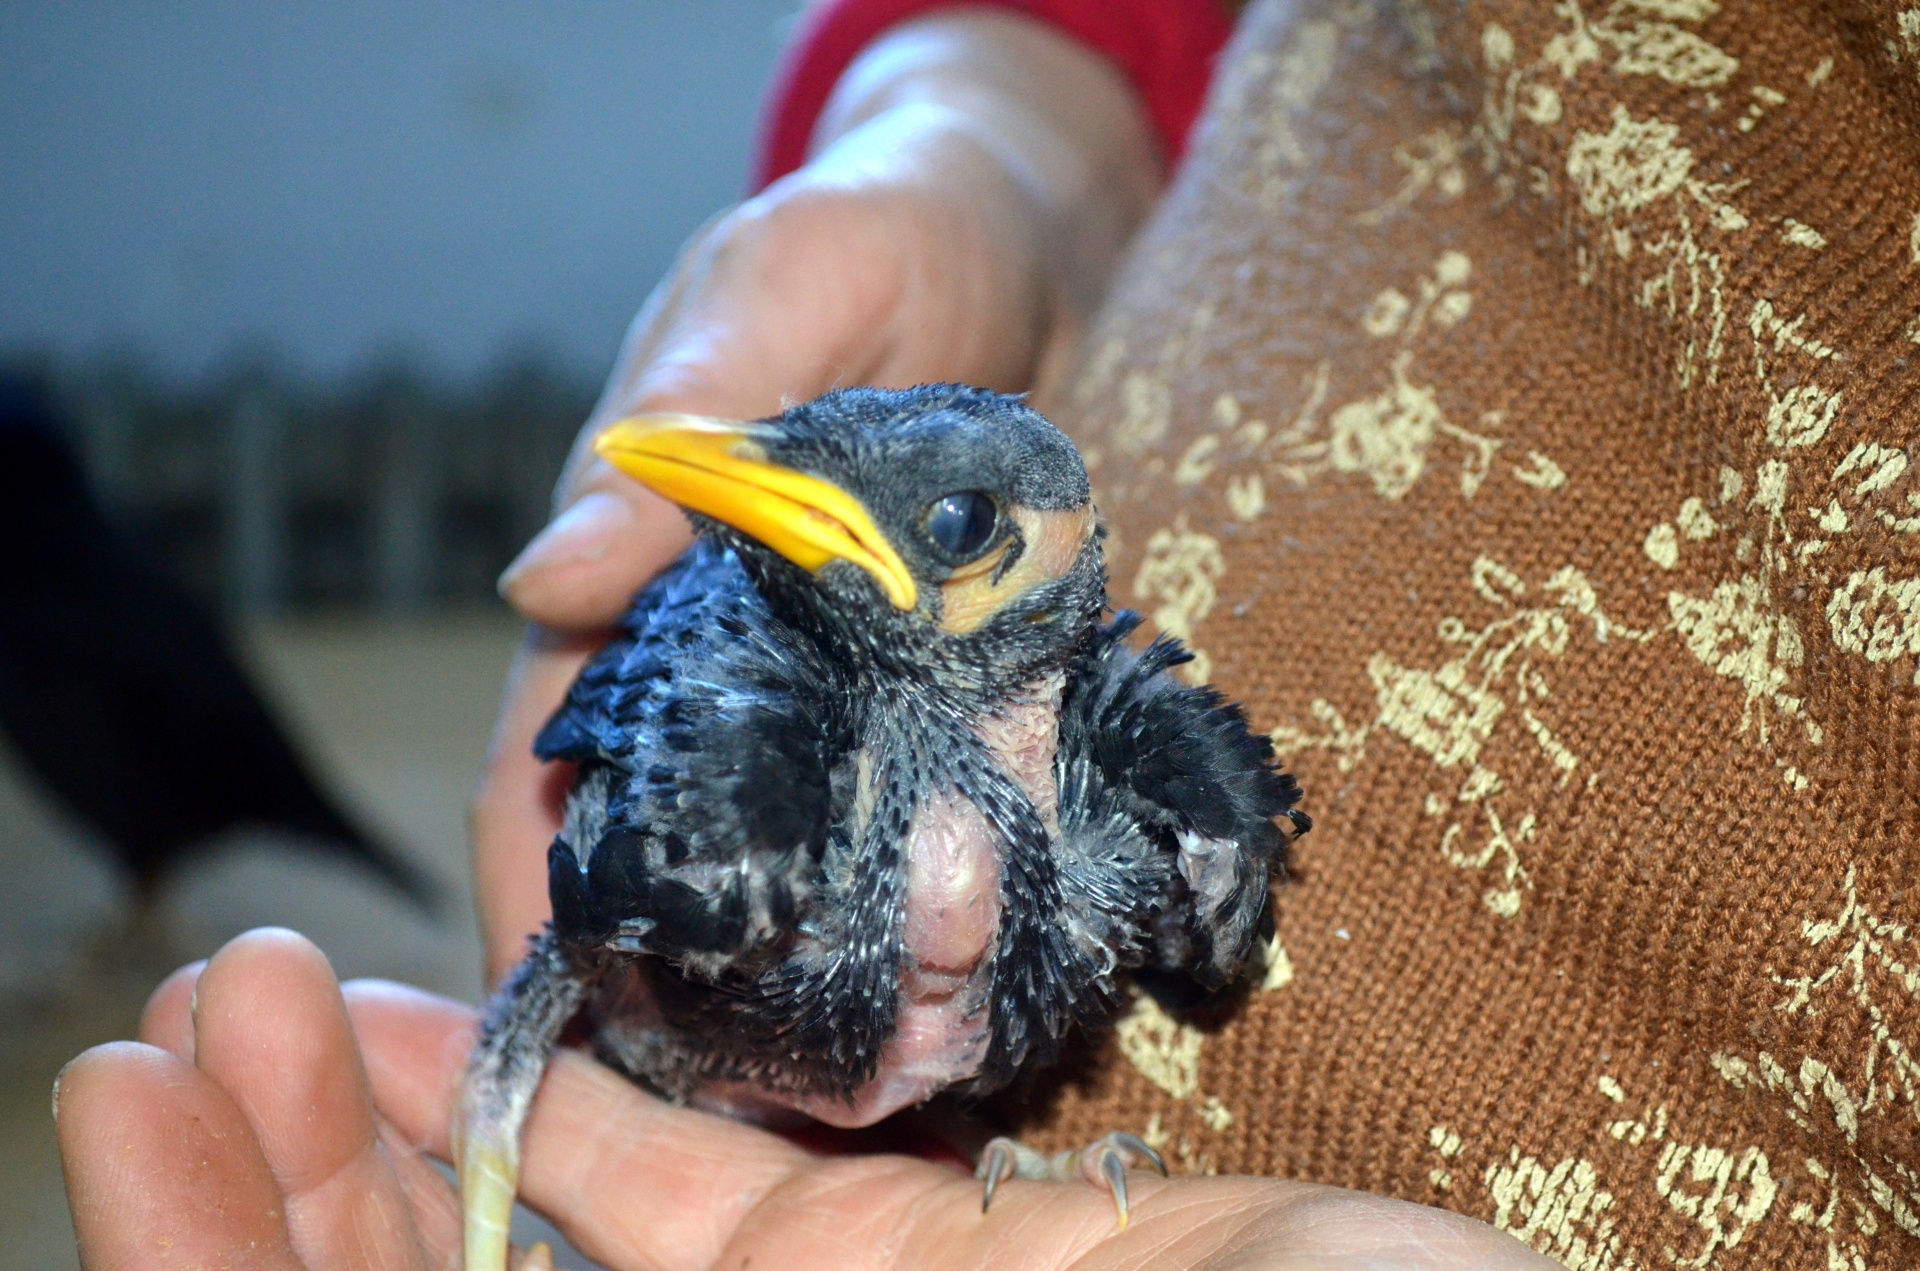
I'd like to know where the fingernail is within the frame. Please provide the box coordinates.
[50,1069,63,1122]
[498,492,633,597]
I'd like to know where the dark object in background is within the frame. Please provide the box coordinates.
[0,372,433,908]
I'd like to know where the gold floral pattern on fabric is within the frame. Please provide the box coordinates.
[1016,0,1920,1261]
[1113,993,1204,1100]
[1710,866,1920,1261]
[1132,251,1572,514]
[1431,1078,1788,1268]
[1130,514,1225,682]
[1441,864,1920,1267]
[1272,558,1653,917]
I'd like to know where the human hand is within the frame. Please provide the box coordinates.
[473,11,1164,980]
[58,928,1558,1270]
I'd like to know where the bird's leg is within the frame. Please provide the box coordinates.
[458,931,589,1271]
[976,1131,1168,1230]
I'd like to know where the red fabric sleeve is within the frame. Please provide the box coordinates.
[752,0,1237,190]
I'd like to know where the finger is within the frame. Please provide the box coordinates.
[193,929,427,1271]
[496,486,692,633]
[470,629,598,983]
[343,978,819,1271]
[720,1149,1171,1271]
[345,978,1511,1271]
[491,236,708,633]
[374,1116,463,1271]
[490,268,707,635]
[496,181,917,634]
[137,960,204,1059]
[56,1041,305,1271]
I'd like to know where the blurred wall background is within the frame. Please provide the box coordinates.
[1,5,797,1266]
[5,0,798,612]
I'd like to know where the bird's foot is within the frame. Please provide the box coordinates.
[460,933,589,1271]
[976,1132,1167,1230]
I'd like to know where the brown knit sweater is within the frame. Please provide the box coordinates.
[1018,0,1920,1265]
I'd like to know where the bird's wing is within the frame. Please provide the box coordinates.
[536,540,843,970]
[1057,613,1305,990]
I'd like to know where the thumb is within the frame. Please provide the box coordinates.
[493,190,898,632]
[495,321,817,632]
[496,477,691,633]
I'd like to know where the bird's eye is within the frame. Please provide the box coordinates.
[926,491,999,561]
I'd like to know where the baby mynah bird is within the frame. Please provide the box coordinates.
[461,386,1307,1268]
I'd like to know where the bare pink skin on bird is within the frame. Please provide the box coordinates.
[701,677,1064,1129]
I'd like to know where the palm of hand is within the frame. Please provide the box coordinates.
[56,929,1554,1270]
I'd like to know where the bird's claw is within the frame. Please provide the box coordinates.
[976,1136,1049,1213]
[976,1131,1167,1230]
[1078,1132,1167,1230]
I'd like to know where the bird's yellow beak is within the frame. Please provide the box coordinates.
[594,413,917,610]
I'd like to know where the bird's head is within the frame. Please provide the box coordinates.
[594,385,1105,689]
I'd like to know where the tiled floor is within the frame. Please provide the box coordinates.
[0,612,596,1269]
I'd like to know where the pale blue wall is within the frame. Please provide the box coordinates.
[0,2,799,384]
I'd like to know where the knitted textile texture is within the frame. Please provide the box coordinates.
[1016,0,1920,1265]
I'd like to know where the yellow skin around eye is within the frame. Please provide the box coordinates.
[938,505,1095,635]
